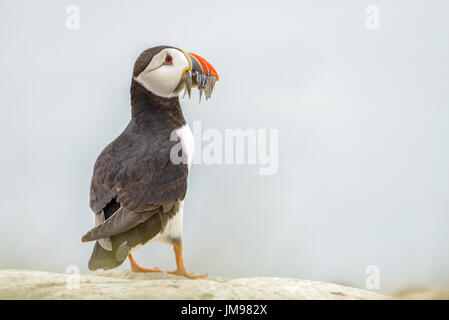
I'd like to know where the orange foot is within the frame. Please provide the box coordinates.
[128,253,162,273]
[166,267,207,279]
[166,245,207,279]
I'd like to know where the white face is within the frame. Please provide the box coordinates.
[134,48,189,98]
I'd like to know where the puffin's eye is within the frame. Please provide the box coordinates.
[164,54,173,64]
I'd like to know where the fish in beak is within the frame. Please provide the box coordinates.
[181,50,219,102]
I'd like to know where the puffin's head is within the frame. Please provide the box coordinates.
[132,45,219,101]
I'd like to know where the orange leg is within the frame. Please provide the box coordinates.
[128,253,162,273]
[166,245,207,279]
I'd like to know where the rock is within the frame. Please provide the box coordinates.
[396,287,449,300]
[0,269,390,300]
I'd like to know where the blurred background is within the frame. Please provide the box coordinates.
[0,0,448,296]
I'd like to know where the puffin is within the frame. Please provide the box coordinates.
[81,45,218,278]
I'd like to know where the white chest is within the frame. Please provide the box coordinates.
[173,124,195,170]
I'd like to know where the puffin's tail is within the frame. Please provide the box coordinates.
[88,241,125,271]
[87,214,163,271]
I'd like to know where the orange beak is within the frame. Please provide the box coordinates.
[181,50,219,101]
[187,52,219,81]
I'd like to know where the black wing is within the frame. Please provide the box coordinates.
[89,126,188,215]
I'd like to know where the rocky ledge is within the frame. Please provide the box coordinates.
[0,269,390,300]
